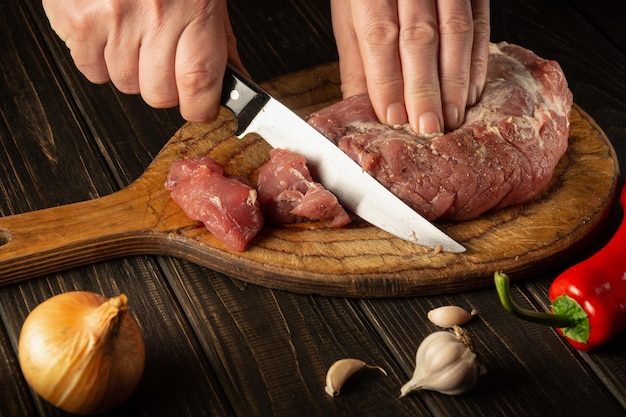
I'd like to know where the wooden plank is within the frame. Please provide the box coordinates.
[490,0,626,130]
[0,263,235,416]
[528,277,626,407]
[227,0,337,81]
[563,1,626,56]
[358,288,626,417]
[161,258,433,416]
[0,324,37,417]
[0,0,116,211]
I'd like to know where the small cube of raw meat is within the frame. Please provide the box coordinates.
[166,157,264,252]
[257,148,351,227]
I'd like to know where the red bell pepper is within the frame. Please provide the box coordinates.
[494,182,626,351]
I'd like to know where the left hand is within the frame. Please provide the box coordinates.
[330,0,491,135]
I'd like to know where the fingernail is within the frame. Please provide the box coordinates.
[444,104,460,130]
[386,102,408,127]
[418,112,441,135]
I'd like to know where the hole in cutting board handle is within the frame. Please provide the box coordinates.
[0,229,11,246]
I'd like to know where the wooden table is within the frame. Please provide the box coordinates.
[1,1,625,416]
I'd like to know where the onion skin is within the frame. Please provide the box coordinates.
[18,291,145,415]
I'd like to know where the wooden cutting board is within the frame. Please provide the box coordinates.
[0,62,620,297]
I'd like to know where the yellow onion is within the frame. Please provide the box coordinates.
[18,291,145,415]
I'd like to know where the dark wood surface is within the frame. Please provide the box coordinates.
[0,1,625,416]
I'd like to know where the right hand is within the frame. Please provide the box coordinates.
[42,0,246,123]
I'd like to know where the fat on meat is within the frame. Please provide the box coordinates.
[257,148,351,227]
[165,156,264,252]
[306,42,573,221]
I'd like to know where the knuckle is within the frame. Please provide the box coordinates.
[362,20,399,47]
[439,11,474,36]
[143,93,179,109]
[70,52,109,84]
[400,20,439,47]
[441,76,468,93]
[68,1,123,34]
[100,1,128,26]
[142,88,178,108]
[472,19,491,39]
[78,67,110,84]
[177,60,221,95]
[112,72,139,94]
[407,86,441,103]
[64,12,91,35]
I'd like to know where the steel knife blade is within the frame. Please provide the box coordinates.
[221,64,465,253]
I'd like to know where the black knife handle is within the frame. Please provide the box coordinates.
[221,64,270,136]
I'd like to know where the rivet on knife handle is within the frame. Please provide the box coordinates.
[221,64,270,137]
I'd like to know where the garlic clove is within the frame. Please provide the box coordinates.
[325,358,387,396]
[427,306,477,328]
[400,327,484,397]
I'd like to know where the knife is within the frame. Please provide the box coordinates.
[221,64,465,253]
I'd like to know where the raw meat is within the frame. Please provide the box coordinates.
[257,148,351,227]
[306,42,573,220]
[165,156,264,252]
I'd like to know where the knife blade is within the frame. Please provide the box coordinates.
[221,64,465,253]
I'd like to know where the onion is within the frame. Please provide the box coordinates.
[18,291,145,415]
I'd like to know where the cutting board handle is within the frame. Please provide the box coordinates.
[0,182,188,286]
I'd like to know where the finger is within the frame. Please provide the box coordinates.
[437,0,474,130]
[174,14,228,123]
[351,0,407,126]
[97,1,140,93]
[138,22,179,110]
[42,0,110,84]
[397,0,442,135]
[62,21,110,83]
[104,32,140,94]
[330,0,366,98]
[67,37,111,85]
[467,0,490,106]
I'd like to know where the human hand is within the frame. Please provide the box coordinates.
[331,0,490,135]
[42,0,245,123]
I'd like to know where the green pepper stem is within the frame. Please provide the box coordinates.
[494,271,577,329]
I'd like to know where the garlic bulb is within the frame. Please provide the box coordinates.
[325,358,387,396]
[18,291,145,415]
[428,306,477,328]
[400,327,485,397]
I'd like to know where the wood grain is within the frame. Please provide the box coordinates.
[0,63,619,297]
